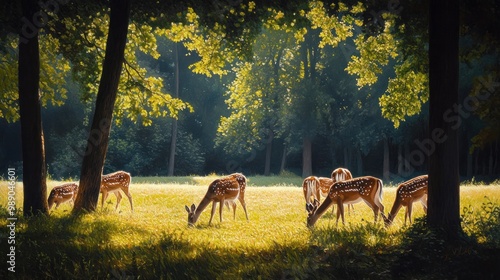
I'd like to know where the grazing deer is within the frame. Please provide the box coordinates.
[185,173,249,226]
[331,167,354,213]
[302,176,321,206]
[48,183,79,210]
[224,173,249,221]
[306,176,385,227]
[100,171,133,211]
[303,168,354,212]
[383,175,428,227]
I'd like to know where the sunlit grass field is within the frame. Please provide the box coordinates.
[1,176,499,279]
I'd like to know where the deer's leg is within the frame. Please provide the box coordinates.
[101,191,108,210]
[231,201,237,220]
[209,202,217,225]
[238,197,249,221]
[407,201,414,225]
[365,198,380,223]
[219,199,225,223]
[124,189,133,211]
[421,195,428,214]
[335,199,344,226]
[113,192,122,210]
[339,201,346,225]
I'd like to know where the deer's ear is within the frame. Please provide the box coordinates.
[190,204,196,212]
[185,205,191,213]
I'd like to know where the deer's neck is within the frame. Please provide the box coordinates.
[310,196,334,226]
[387,196,402,224]
[194,196,212,222]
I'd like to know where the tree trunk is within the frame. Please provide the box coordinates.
[264,129,274,176]
[489,143,494,175]
[383,138,390,181]
[280,144,287,173]
[494,141,499,175]
[397,144,403,176]
[19,0,48,216]
[302,137,312,177]
[466,150,473,178]
[73,0,131,213]
[168,43,180,176]
[343,146,351,169]
[356,149,363,176]
[428,0,462,239]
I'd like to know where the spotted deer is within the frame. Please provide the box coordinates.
[100,171,133,211]
[307,176,386,227]
[224,173,249,221]
[383,175,428,227]
[303,168,354,212]
[48,183,79,210]
[331,167,354,213]
[185,173,249,226]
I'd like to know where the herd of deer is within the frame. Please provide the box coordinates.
[304,168,428,227]
[47,168,428,228]
[47,171,133,211]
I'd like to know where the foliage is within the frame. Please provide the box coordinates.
[57,11,193,126]
[462,198,500,247]
[0,34,70,122]
[379,58,429,128]
[469,71,500,151]
[215,25,296,155]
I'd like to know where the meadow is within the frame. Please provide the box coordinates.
[1,175,500,279]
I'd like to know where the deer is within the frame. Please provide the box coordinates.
[223,173,249,221]
[383,175,428,227]
[185,173,249,226]
[306,176,386,227]
[48,182,79,210]
[100,171,133,211]
[331,167,354,213]
[302,167,354,213]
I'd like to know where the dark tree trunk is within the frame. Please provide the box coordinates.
[383,137,390,181]
[264,130,274,176]
[397,144,403,176]
[356,149,363,176]
[302,137,312,177]
[19,0,48,216]
[343,146,351,169]
[428,0,462,238]
[280,144,287,173]
[168,43,180,176]
[466,150,473,178]
[73,0,131,213]
[489,143,494,175]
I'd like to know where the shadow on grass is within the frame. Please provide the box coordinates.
[306,217,500,279]
[5,202,500,279]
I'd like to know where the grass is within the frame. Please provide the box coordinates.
[1,176,500,279]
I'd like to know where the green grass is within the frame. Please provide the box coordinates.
[1,177,500,279]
